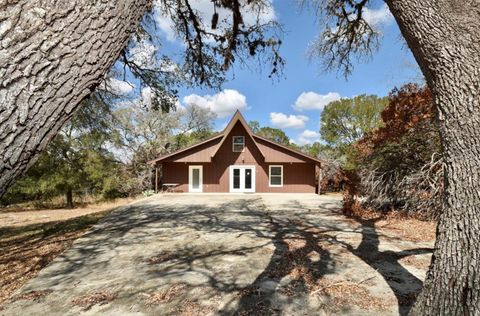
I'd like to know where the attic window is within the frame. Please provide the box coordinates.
[233,136,245,152]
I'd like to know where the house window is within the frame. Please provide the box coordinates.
[233,136,245,152]
[269,165,283,187]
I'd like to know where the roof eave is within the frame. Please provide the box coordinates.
[147,133,223,164]
[252,134,325,165]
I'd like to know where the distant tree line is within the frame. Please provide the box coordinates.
[0,94,216,208]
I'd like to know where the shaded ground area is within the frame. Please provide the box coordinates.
[0,198,140,305]
[0,194,434,315]
[0,210,113,305]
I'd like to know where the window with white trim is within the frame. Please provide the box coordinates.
[269,165,283,187]
[232,136,245,152]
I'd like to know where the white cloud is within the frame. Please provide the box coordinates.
[183,89,247,118]
[129,37,157,68]
[269,112,308,129]
[363,3,394,28]
[294,91,341,111]
[140,87,153,105]
[99,78,134,95]
[296,129,320,146]
[153,0,276,43]
[300,129,320,139]
[153,11,177,42]
[173,100,185,112]
[296,137,312,146]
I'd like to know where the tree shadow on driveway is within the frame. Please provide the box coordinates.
[144,198,432,315]
[143,198,339,315]
[1,196,433,316]
[335,213,433,315]
[220,213,335,315]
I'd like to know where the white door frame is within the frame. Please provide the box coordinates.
[229,165,256,193]
[188,165,203,193]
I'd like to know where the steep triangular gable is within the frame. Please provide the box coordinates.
[148,110,325,166]
[210,110,265,160]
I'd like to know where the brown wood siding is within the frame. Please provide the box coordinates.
[169,138,222,162]
[163,162,315,193]
[162,121,316,193]
[255,138,309,163]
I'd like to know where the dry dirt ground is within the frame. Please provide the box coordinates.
[0,194,435,316]
[0,198,137,228]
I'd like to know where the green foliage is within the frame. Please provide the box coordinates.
[320,95,387,147]
[300,142,333,159]
[142,190,155,197]
[257,127,290,146]
[353,85,438,176]
[249,120,261,133]
[248,121,291,146]
[1,95,122,207]
[319,94,387,168]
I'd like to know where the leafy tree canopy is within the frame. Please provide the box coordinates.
[354,84,438,176]
[320,94,387,164]
[249,120,290,146]
[1,95,122,207]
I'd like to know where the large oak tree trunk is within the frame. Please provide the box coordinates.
[66,188,74,209]
[0,0,151,196]
[386,1,480,314]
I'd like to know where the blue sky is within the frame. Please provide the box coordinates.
[115,1,422,145]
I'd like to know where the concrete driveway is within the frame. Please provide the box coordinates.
[1,194,432,316]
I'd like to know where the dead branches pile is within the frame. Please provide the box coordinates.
[349,153,443,219]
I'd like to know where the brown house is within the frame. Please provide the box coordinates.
[149,111,323,193]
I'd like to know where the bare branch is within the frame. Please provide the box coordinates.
[156,0,285,85]
[306,0,380,77]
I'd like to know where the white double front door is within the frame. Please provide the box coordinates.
[229,165,255,193]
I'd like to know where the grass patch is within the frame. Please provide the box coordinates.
[0,210,114,306]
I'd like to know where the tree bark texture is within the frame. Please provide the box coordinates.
[386,1,480,314]
[66,188,73,209]
[0,0,151,196]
